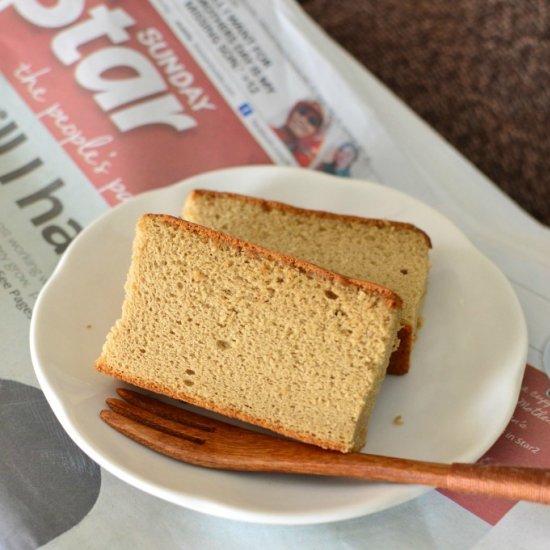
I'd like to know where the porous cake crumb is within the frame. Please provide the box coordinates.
[96,214,403,452]
[183,190,431,374]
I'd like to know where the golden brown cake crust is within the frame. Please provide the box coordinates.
[188,189,432,248]
[387,325,413,375]
[149,214,402,311]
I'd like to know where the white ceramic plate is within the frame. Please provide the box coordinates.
[30,165,527,525]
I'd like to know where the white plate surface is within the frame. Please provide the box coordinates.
[30,165,527,525]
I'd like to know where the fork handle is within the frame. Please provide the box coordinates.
[446,463,550,503]
[310,453,550,504]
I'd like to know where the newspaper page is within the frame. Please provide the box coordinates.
[1,1,550,548]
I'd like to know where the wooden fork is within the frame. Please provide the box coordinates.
[100,388,550,504]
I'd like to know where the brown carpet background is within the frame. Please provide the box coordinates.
[299,0,550,227]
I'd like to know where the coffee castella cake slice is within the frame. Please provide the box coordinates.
[96,214,402,452]
[183,190,431,375]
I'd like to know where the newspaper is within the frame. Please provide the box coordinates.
[1,1,550,548]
